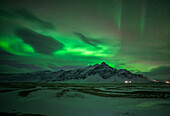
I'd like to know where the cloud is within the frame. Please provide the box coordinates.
[0,9,16,18]
[74,32,100,48]
[0,64,44,73]
[0,65,29,73]
[144,66,170,76]
[48,66,85,71]
[0,8,55,37]
[0,59,44,71]
[16,28,64,55]
[15,9,55,29]
[0,48,13,56]
[136,66,170,80]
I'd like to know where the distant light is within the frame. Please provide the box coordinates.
[124,81,132,83]
[124,81,128,83]
[152,80,159,82]
[165,81,170,84]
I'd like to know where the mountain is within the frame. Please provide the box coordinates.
[0,62,155,83]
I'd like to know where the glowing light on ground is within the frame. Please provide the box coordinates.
[124,81,132,83]
[165,81,170,84]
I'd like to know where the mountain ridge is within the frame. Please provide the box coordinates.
[0,62,155,83]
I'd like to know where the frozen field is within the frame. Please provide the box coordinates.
[0,82,170,116]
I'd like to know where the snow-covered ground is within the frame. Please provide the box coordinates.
[0,83,169,116]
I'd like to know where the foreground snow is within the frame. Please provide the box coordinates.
[0,83,169,116]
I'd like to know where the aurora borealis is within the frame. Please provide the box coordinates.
[0,0,170,80]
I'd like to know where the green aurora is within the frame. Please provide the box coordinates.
[0,0,170,80]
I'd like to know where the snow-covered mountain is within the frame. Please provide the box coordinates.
[0,62,154,83]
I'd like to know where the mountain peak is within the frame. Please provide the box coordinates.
[101,62,108,66]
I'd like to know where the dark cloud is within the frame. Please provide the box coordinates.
[15,9,55,29]
[48,66,85,71]
[0,60,43,71]
[0,11,19,35]
[0,48,13,56]
[0,8,55,33]
[0,48,16,64]
[74,32,100,48]
[136,66,170,80]
[0,65,28,73]
[144,66,170,76]
[0,9,16,18]
[115,63,125,69]
[16,28,63,55]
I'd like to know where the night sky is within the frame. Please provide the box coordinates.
[0,0,170,80]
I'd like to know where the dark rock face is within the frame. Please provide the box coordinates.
[0,62,152,83]
[87,63,117,79]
